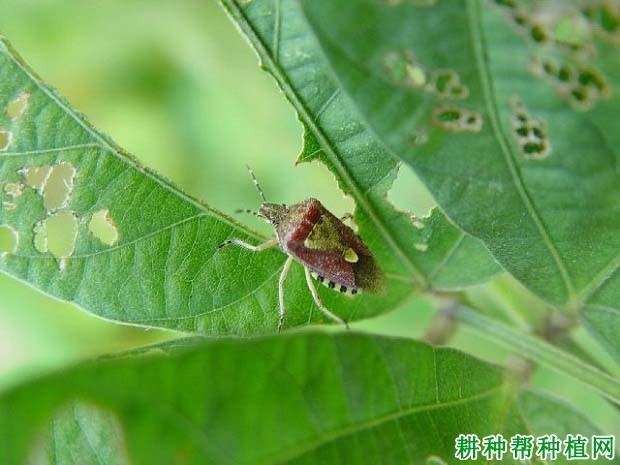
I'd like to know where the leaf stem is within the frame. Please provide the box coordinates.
[454,306,620,404]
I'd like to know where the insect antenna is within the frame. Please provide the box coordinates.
[235,208,266,219]
[246,164,267,203]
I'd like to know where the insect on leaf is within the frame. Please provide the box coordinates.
[220,0,502,294]
[0,37,407,335]
[298,0,620,360]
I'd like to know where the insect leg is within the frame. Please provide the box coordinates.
[216,238,278,251]
[278,256,294,333]
[304,267,349,329]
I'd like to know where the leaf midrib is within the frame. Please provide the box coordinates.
[258,386,503,465]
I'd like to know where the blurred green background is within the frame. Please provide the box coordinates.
[1,0,618,436]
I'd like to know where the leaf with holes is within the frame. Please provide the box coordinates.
[298,0,620,359]
[220,0,501,294]
[1,332,615,465]
[0,9,502,337]
[0,37,416,335]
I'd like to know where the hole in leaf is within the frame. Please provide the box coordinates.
[384,52,468,99]
[387,163,437,219]
[438,109,461,122]
[0,130,12,151]
[516,126,529,137]
[43,162,76,211]
[542,60,557,75]
[0,225,18,257]
[5,92,30,120]
[20,162,76,212]
[432,105,482,133]
[577,69,607,92]
[33,211,79,269]
[570,87,588,102]
[509,97,551,160]
[557,66,573,82]
[427,69,469,100]
[434,72,451,92]
[523,141,545,154]
[21,165,52,191]
[513,12,528,26]
[553,15,590,50]
[530,24,548,42]
[530,56,609,110]
[89,209,119,246]
[531,126,544,138]
[600,4,620,32]
[383,50,427,88]
[584,2,620,40]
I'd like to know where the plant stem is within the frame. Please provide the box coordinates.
[454,306,620,404]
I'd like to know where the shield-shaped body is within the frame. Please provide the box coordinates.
[272,198,384,295]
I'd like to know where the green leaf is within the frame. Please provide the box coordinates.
[508,390,620,465]
[220,0,501,291]
[0,37,412,335]
[1,332,615,465]
[581,304,620,364]
[297,0,620,358]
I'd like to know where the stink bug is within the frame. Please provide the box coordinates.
[217,166,384,332]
